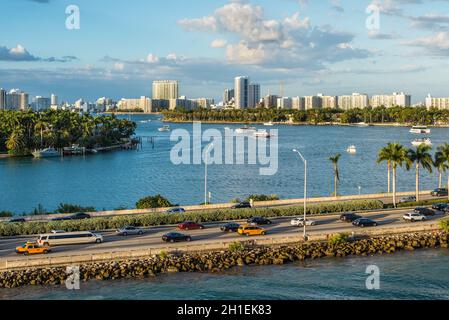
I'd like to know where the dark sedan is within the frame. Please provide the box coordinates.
[162,232,192,243]
[232,202,252,209]
[8,218,26,223]
[52,212,91,221]
[340,213,362,222]
[353,218,378,228]
[414,207,435,217]
[220,223,241,232]
[247,217,272,225]
[432,203,449,211]
[431,188,448,197]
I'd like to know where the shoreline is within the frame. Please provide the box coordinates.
[0,231,447,289]
[163,119,449,128]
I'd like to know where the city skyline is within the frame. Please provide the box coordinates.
[1,0,449,102]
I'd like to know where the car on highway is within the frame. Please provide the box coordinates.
[8,218,26,223]
[432,203,449,211]
[116,226,144,236]
[231,202,253,209]
[414,207,435,217]
[247,217,272,225]
[290,217,316,227]
[238,225,267,237]
[340,213,362,222]
[51,212,91,221]
[166,207,186,214]
[352,218,378,228]
[399,196,416,203]
[220,222,241,233]
[37,231,103,246]
[431,188,448,197]
[403,212,427,222]
[162,232,192,243]
[178,221,205,231]
[51,230,66,234]
[16,242,51,255]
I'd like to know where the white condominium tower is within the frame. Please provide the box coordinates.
[426,94,449,110]
[152,80,179,100]
[234,76,249,109]
[371,92,411,108]
[248,83,260,108]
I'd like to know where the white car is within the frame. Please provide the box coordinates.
[290,217,316,227]
[403,212,426,222]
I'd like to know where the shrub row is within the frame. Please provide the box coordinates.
[384,198,449,209]
[0,200,384,237]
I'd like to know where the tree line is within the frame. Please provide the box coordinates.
[163,106,449,125]
[0,109,136,156]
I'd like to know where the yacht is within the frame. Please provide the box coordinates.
[411,138,432,147]
[355,122,370,127]
[158,125,171,132]
[410,126,431,134]
[32,148,60,158]
[253,130,272,138]
[263,121,274,126]
[346,145,357,154]
[235,126,257,134]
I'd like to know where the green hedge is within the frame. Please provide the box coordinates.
[440,220,449,232]
[0,200,383,237]
[384,198,449,209]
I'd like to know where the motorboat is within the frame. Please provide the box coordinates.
[355,122,369,127]
[32,148,60,158]
[63,144,86,156]
[410,126,431,134]
[412,138,432,147]
[253,130,272,138]
[263,121,274,126]
[235,126,257,134]
[346,145,357,154]
[158,125,171,132]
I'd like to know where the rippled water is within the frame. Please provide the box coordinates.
[1,114,449,214]
[1,249,448,300]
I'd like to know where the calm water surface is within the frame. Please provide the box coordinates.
[0,249,448,300]
[1,114,449,213]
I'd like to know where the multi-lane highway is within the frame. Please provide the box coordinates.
[0,207,446,261]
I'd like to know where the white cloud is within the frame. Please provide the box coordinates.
[146,53,160,63]
[226,41,267,64]
[406,31,449,54]
[211,39,228,48]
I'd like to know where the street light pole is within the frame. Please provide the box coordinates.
[204,143,214,206]
[293,149,308,240]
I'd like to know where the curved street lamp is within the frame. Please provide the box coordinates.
[293,149,308,240]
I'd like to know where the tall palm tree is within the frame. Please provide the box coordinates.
[329,153,341,197]
[436,143,449,200]
[377,143,396,194]
[434,150,448,188]
[377,143,409,207]
[406,144,433,202]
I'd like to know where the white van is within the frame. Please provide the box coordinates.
[37,231,103,247]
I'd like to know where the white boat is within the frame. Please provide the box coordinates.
[235,126,257,134]
[263,121,274,126]
[32,148,60,158]
[355,122,369,127]
[410,126,431,134]
[346,145,357,154]
[412,138,432,147]
[253,130,272,138]
[158,125,171,132]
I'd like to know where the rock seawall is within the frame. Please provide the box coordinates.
[1,232,447,288]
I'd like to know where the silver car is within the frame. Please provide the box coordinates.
[116,226,144,236]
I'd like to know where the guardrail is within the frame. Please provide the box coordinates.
[0,222,441,272]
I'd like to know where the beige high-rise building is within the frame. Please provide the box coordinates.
[426,94,449,110]
[292,96,305,110]
[152,80,179,100]
[318,94,338,109]
[305,96,322,110]
[371,92,411,108]
[117,97,152,113]
[338,93,369,110]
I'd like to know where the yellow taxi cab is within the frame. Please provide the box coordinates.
[15,242,51,255]
[237,224,267,237]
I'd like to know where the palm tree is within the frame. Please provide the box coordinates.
[434,150,448,188]
[377,143,396,194]
[329,153,341,197]
[406,144,433,202]
[377,143,409,207]
[436,143,449,200]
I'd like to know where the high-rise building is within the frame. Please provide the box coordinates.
[277,97,292,109]
[425,94,449,110]
[152,80,179,100]
[20,92,29,110]
[338,93,369,110]
[371,92,411,108]
[117,97,152,113]
[223,89,235,105]
[292,96,305,110]
[263,95,279,108]
[318,94,338,109]
[248,83,260,108]
[32,96,51,111]
[0,88,6,110]
[305,96,322,110]
[234,76,249,109]
[6,89,26,110]
[51,94,58,107]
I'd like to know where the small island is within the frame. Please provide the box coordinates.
[0,110,137,158]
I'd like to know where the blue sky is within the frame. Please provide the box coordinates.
[1,0,449,103]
